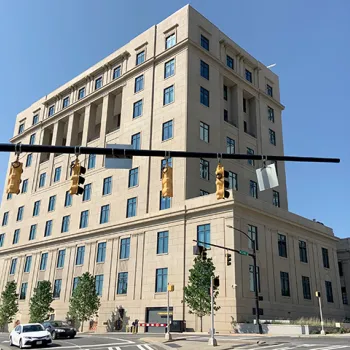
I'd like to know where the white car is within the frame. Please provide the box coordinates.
[10,323,52,348]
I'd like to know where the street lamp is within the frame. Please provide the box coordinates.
[226,225,263,334]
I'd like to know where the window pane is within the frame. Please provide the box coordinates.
[162,121,173,141]
[197,224,210,249]
[157,231,169,254]
[163,86,174,105]
[164,59,175,78]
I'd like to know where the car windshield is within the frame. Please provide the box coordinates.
[50,321,69,327]
[23,325,44,333]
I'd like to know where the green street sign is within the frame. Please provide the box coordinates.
[239,250,249,256]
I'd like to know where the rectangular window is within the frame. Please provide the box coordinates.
[224,109,228,122]
[248,225,258,250]
[243,98,247,113]
[61,215,70,233]
[29,133,36,145]
[13,229,20,244]
[302,276,311,300]
[82,184,91,202]
[20,282,28,300]
[48,195,56,212]
[78,87,85,99]
[268,106,275,122]
[160,191,171,210]
[245,69,252,82]
[72,277,80,294]
[226,137,235,154]
[7,193,12,200]
[161,158,172,178]
[57,249,66,268]
[201,35,209,50]
[65,190,73,206]
[9,259,17,275]
[133,100,143,118]
[226,55,234,69]
[134,75,144,93]
[164,59,175,78]
[18,123,25,134]
[54,167,61,182]
[0,233,4,247]
[21,179,28,193]
[199,122,209,143]
[157,231,169,254]
[162,120,173,141]
[95,275,104,296]
[75,246,85,265]
[120,238,130,259]
[136,51,145,65]
[155,268,168,293]
[95,77,102,90]
[29,224,36,240]
[126,198,137,218]
[103,176,112,195]
[117,272,128,295]
[44,220,52,237]
[39,173,46,188]
[32,114,39,125]
[53,279,62,298]
[200,87,209,107]
[278,233,287,258]
[228,171,238,191]
[342,287,348,305]
[247,148,255,166]
[33,200,40,216]
[100,205,110,224]
[2,212,9,226]
[339,261,344,277]
[126,167,138,189]
[200,189,209,196]
[325,281,334,303]
[17,206,24,221]
[197,224,210,249]
[249,265,261,292]
[223,85,228,100]
[24,256,32,273]
[40,253,48,271]
[79,210,89,229]
[131,132,141,150]
[96,242,106,263]
[163,85,174,105]
[62,96,70,108]
[200,60,209,80]
[269,129,276,146]
[299,240,308,263]
[165,33,176,49]
[113,66,121,79]
[88,154,96,169]
[273,190,280,207]
[200,158,209,180]
[26,154,32,167]
[280,271,290,296]
[267,84,273,97]
[48,106,55,117]
[249,180,258,199]
[322,248,330,268]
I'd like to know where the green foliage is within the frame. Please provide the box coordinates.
[29,281,54,323]
[184,255,220,331]
[68,272,101,331]
[0,281,19,326]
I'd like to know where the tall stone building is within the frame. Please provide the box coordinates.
[0,5,346,332]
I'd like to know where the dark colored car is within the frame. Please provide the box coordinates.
[42,321,76,340]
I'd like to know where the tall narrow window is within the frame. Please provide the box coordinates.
[228,171,238,191]
[325,281,334,303]
[21,179,28,193]
[157,231,169,254]
[197,224,210,249]
[164,59,175,78]
[126,198,137,218]
[78,87,85,99]
[95,275,104,296]
[299,240,308,263]
[0,233,5,247]
[120,238,130,259]
[20,283,28,300]
[102,176,112,195]
[56,249,66,268]
[199,122,209,142]
[39,173,46,188]
[302,276,311,300]
[9,259,17,275]
[17,206,24,221]
[160,191,171,210]
[40,253,48,271]
[322,248,330,268]
[280,271,290,296]
[48,106,55,117]
[75,246,85,265]
[131,133,141,150]
[200,87,209,107]
[155,268,168,293]
[53,279,62,298]
[117,272,128,295]
[100,205,110,224]
[249,265,260,292]
[95,77,102,90]
[29,224,36,240]
[273,191,280,207]
[165,33,176,49]
[200,159,209,180]
[88,154,96,169]
[136,51,145,65]
[269,129,276,145]
[113,66,121,79]
[96,242,106,263]
[24,256,32,273]
[61,215,70,233]
[79,210,89,229]
[226,137,235,154]
[32,114,39,125]
[268,106,275,122]
[163,86,174,105]
[278,234,287,258]
[2,212,9,226]
[267,84,273,97]
[133,100,143,118]
[128,168,139,188]
[82,184,91,202]
[62,96,70,108]
[26,154,33,167]
[249,181,258,198]
[226,55,234,69]
[33,201,40,216]
[134,75,144,93]
[201,35,209,50]
[65,190,73,206]
[245,69,252,82]
[200,60,209,80]
[223,85,228,100]
[247,148,255,166]
[48,195,56,212]
[248,225,258,250]
[13,229,20,244]
[44,220,52,237]
[162,120,173,141]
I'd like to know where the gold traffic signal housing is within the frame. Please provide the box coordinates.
[161,165,173,198]
[6,161,23,195]
[70,159,86,195]
[215,163,230,200]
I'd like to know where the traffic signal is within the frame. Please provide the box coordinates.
[162,165,173,198]
[215,163,230,199]
[69,159,86,195]
[6,160,23,195]
[202,248,207,260]
[213,277,220,288]
[315,291,321,298]
[226,253,232,266]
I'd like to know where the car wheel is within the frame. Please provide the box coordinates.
[19,339,23,349]
[52,331,56,340]
[69,335,75,339]
[9,336,13,346]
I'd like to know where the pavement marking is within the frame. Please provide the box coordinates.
[2,340,9,343]
[90,336,134,344]
[47,342,135,349]
[137,345,154,350]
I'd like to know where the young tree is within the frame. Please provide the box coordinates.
[68,272,101,332]
[184,255,220,332]
[29,281,54,323]
[0,281,19,329]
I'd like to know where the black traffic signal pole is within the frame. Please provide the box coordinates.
[0,143,340,163]
[194,239,262,334]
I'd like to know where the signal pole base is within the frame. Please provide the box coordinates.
[320,330,326,335]
[208,337,217,346]
[165,332,172,341]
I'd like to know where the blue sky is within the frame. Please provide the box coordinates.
[0,0,349,237]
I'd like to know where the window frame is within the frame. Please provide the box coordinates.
[100,204,110,224]
[164,59,175,79]
[200,60,209,80]
[200,86,210,107]
[200,35,209,50]
[126,198,137,218]
[162,120,173,141]
[163,85,175,105]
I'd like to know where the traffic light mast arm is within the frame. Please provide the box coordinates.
[193,240,254,258]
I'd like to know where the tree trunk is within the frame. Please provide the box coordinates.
[80,320,84,333]
[200,316,203,332]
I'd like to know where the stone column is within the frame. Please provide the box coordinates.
[81,104,92,146]
[47,122,59,186]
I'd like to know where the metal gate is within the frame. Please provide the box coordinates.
[145,307,173,333]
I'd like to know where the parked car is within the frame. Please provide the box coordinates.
[42,321,76,339]
[9,323,52,348]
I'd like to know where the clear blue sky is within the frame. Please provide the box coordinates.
[0,0,349,237]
